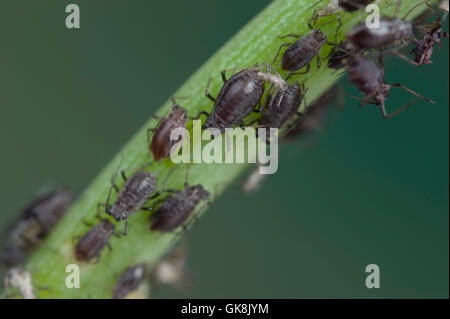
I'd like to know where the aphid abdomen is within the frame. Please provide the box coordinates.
[110,172,157,221]
[75,219,115,262]
[150,105,187,161]
[204,70,265,131]
[150,186,210,232]
[281,30,327,71]
[261,83,302,128]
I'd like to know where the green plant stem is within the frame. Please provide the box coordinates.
[7,0,433,298]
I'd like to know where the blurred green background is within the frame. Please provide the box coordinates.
[0,0,448,298]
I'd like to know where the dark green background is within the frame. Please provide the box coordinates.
[0,1,448,298]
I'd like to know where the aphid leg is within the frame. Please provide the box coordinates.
[188,111,209,120]
[401,0,428,20]
[72,235,82,243]
[285,64,311,80]
[278,33,301,40]
[388,83,436,104]
[307,8,320,30]
[205,77,216,102]
[272,43,292,64]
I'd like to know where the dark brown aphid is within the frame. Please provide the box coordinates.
[150,182,210,233]
[308,0,375,28]
[273,29,328,75]
[0,191,73,267]
[260,82,304,133]
[393,2,449,65]
[202,68,285,132]
[101,169,158,234]
[113,263,147,299]
[346,55,435,118]
[147,101,188,161]
[74,219,117,262]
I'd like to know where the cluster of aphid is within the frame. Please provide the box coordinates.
[1,0,447,299]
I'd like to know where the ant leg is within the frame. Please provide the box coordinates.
[379,99,416,119]
[389,83,436,104]
[205,77,216,102]
[390,51,421,66]
[272,43,292,64]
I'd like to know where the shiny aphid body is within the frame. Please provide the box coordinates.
[0,191,73,267]
[150,185,210,232]
[346,18,414,49]
[203,69,266,132]
[113,263,147,299]
[106,171,157,222]
[260,82,303,129]
[75,219,115,262]
[277,29,328,72]
[149,104,188,161]
[346,55,435,118]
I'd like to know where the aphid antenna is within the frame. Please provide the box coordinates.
[401,0,429,20]
[105,155,124,215]
[153,166,178,195]
[307,0,328,10]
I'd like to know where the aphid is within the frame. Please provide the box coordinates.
[4,267,36,299]
[202,66,286,132]
[0,190,73,267]
[346,1,424,49]
[273,29,328,76]
[74,219,118,262]
[393,1,449,66]
[147,99,188,161]
[113,263,148,299]
[346,55,435,118]
[150,168,211,232]
[103,171,157,227]
[283,85,342,140]
[308,0,375,28]
[327,40,360,70]
[259,82,305,140]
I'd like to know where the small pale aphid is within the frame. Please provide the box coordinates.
[152,244,189,291]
